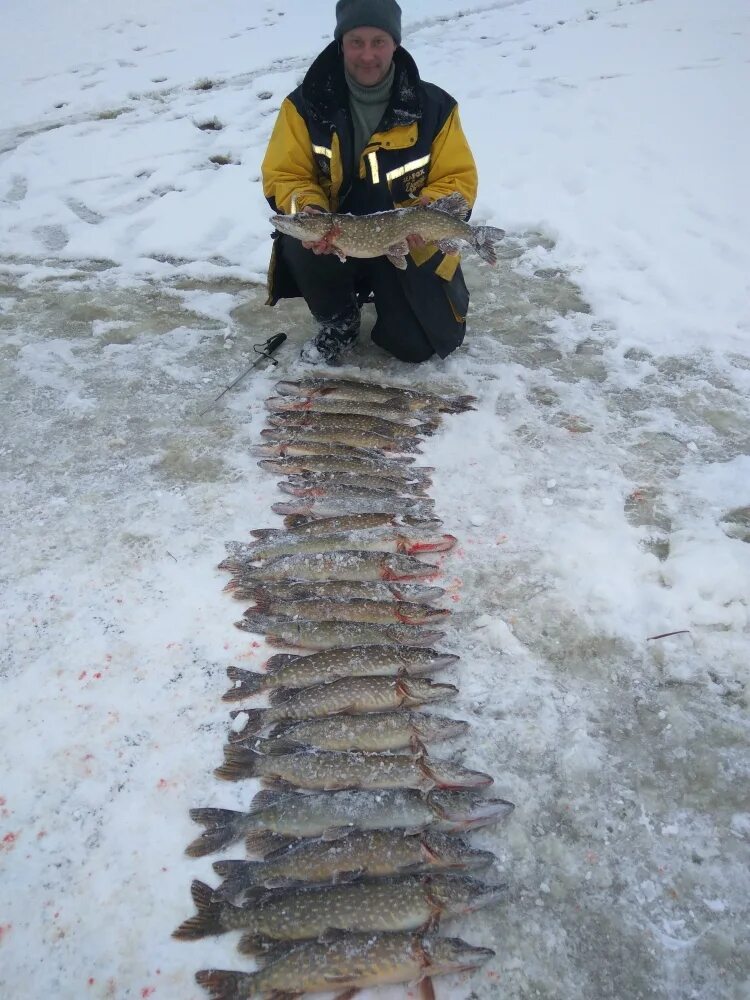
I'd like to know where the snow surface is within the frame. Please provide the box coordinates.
[1,1,749,998]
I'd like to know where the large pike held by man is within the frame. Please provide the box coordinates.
[271,192,505,268]
[195,932,495,999]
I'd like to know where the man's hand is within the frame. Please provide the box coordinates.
[406,196,431,251]
[299,204,337,255]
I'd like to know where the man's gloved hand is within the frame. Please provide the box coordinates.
[299,204,337,255]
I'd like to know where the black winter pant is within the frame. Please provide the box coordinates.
[278,235,468,363]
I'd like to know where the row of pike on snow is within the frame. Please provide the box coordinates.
[176,375,515,1000]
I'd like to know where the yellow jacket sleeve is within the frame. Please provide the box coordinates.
[262,98,330,215]
[420,106,478,210]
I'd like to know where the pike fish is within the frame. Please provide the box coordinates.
[277,470,431,495]
[266,394,439,424]
[245,594,450,626]
[226,550,439,583]
[211,829,495,896]
[260,426,424,454]
[196,932,495,1000]
[275,480,422,503]
[248,511,399,536]
[220,528,455,567]
[226,579,446,604]
[252,439,408,461]
[272,494,436,520]
[275,375,476,413]
[221,646,458,699]
[173,873,507,943]
[215,747,494,793]
[236,615,444,651]
[239,711,468,754]
[258,453,431,482]
[271,192,505,268]
[267,409,438,438]
[227,676,458,738]
[185,789,515,857]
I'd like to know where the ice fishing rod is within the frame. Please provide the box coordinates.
[198,332,286,416]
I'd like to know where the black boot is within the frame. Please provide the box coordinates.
[300,305,361,365]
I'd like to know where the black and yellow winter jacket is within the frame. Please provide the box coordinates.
[262,42,478,300]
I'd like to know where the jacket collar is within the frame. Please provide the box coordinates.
[302,41,422,131]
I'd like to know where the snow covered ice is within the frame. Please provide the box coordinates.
[1,1,749,998]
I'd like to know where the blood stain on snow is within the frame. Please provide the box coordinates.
[141,987,156,998]
[1,831,20,851]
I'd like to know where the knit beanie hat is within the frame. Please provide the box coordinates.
[334,0,402,45]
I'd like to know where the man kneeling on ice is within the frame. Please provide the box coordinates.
[261,0,480,365]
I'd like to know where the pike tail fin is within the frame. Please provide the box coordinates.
[214,746,261,782]
[211,859,263,899]
[222,665,267,701]
[173,880,225,940]
[264,652,301,674]
[195,970,254,1000]
[227,708,265,740]
[470,225,506,266]
[186,809,249,857]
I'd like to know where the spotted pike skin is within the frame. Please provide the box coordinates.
[266,394,434,424]
[246,594,450,625]
[228,676,458,736]
[220,528,454,567]
[242,711,468,753]
[185,790,516,856]
[278,471,431,495]
[274,376,476,413]
[251,512,398,536]
[268,409,438,438]
[176,873,505,941]
[272,493,436,520]
[226,550,439,583]
[226,579,446,605]
[195,932,496,998]
[258,453,429,481]
[235,615,444,651]
[215,747,494,792]
[211,829,495,896]
[221,646,459,699]
[260,426,423,454]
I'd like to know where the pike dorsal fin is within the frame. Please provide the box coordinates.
[430,192,470,220]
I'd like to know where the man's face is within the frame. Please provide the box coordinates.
[342,26,397,87]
